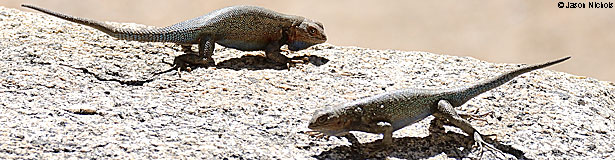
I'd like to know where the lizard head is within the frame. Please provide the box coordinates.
[287,19,327,51]
[308,104,354,136]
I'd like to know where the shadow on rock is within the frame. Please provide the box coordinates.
[313,118,530,160]
[76,54,329,86]
[207,54,329,71]
[55,63,154,86]
[313,133,472,159]
[154,54,329,76]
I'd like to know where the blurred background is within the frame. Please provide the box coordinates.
[3,0,614,82]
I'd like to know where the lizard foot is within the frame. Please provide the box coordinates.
[173,54,215,74]
[285,57,310,69]
[305,131,329,140]
[361,142,390,157]
[460,110,494,123]
[154,54,214,77]
[291,56,310,64]
[266,52,308,69]
[174,54,215,68]
[472,132,505,159]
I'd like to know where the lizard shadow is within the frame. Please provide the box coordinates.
[61,54,328,86]
[214,54,330,71]
[153,54,329,76]
[313,118,531,160]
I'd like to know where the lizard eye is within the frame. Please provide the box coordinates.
[317,116,328,123]
[308,27,317,34]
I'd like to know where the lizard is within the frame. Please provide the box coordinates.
[308,56,570,157]
[21,4,327,71]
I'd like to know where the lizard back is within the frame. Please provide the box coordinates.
[21,5,303,45]
[340,89,448,131]
[336,57,570,131]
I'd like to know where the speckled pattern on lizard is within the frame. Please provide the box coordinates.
[308,56,571,158]
[21,4,327,71]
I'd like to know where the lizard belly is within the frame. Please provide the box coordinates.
[217,39,268,51]
[391,111,432,131]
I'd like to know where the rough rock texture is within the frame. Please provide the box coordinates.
[1,6,614,159]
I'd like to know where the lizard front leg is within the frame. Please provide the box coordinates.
[265,42,304,66]
[435,100,502,159]
[376,122,394,146]
[359,121,394,154]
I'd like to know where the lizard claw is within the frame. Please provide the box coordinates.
[472,132,505,159]
[173,54,215,74]
[461,110,494,122]
[174,54,215,68]
[286,57,309,69]
[361,142,389,157]
[290,59,306,64]
[154,54,215,77]
[286,60,301,70]
[365,144,385,152]
[305,131,329,140]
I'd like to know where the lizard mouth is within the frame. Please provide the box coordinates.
[307,128,347,136]
[315,35,327,43]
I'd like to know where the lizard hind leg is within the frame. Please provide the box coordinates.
[199,37,216,62]
[180,44,195,53]
[169,38,216,73]
[435,100,504,159]
[196,37,216,65]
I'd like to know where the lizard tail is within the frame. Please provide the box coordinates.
[21,4,178,42]
[448,56,571,106]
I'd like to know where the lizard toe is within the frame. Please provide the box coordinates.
[472,132,504,159]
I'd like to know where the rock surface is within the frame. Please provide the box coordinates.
[1,6,614,159]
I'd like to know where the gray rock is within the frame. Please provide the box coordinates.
[1,6,614,159]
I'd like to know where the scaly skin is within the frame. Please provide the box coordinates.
[22,4,327,70]
[308,57,570,157]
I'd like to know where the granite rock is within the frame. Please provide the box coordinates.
[1,6,614,159]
